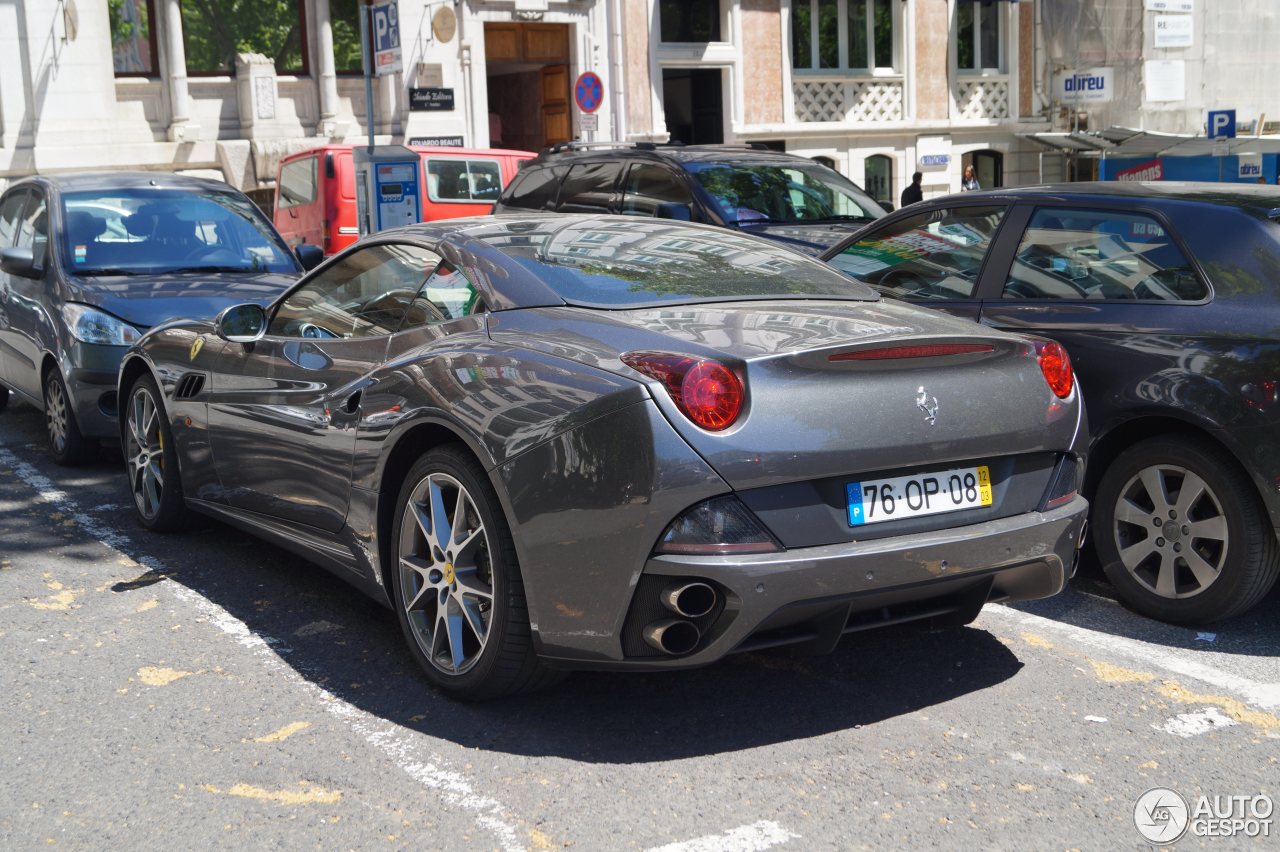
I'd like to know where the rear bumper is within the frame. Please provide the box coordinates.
[542,495,1087,671]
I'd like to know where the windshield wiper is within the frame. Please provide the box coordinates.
[158,265,256,275]
[76,267,146,276]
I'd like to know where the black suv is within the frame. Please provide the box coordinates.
[822,182,1280,625]
[492,142,886,256]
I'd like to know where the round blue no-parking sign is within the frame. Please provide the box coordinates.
[574,71,603,114]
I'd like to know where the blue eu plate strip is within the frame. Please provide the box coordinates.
[846,482,865,526]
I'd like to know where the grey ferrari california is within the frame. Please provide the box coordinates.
[118,214,1088,699]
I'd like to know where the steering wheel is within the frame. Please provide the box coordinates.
[876,268,937,296]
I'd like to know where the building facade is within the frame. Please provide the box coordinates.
[2,1,1275,203]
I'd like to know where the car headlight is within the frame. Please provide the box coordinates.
[62,303,142,346]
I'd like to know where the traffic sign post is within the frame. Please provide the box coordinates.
[574,71,603,141]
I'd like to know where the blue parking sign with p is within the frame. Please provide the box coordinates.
[1208,110,1236,139]
[371,1,402,75]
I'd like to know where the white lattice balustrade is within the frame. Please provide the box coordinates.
[793,78,904,123]
[956,79,1010,120]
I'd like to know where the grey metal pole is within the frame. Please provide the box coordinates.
[361,2,375,155]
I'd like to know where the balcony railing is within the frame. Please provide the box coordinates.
[792,76,905,124]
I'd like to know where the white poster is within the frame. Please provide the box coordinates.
[1144,60,1186,102]
[1056,67,1115,103]
[1154,14,1194,47]
[1239,153,1263,179]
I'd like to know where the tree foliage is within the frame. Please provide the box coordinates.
[179,0,305,74]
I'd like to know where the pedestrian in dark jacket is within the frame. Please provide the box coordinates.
[900,172,923,207]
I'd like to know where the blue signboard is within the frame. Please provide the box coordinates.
[574,72,603,114]
[1208,110,1236,139]
[371,2,402,76]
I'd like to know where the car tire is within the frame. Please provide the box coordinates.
[1096,435,1280,624]
[390,445,561,700]
[124,373,194,532]
[44,369,96,466]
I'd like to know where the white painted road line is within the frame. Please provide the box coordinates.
[1158,707,1239,738]
[982,604,1280,710]
[0,446,526,852]
[646,820,799,852]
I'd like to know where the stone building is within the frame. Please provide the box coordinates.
[2,1,1274,204]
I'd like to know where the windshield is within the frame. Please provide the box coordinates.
[477,218,877,308]
[61,188,299,276]
[684,161,886,225]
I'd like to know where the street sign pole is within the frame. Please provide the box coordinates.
[361,0,374,156]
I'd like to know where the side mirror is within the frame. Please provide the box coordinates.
[295,243,324,271]
[0,247,39,279]
[215,303,267,343]
[655,202,693,222]
[878,201,895,213]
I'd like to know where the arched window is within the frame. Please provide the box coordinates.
[864,154,893,205]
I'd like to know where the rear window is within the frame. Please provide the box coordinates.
[476,218,876,307]
[500,165,563,211]
[426,158,503,202]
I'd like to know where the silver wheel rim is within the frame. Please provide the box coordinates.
[1112,463,1229,599]
[398,471,494,676]
[46,378,68,454]
[126,386,165,519]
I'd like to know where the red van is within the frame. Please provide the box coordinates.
[273,144,534,255]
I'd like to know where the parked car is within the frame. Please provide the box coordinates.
[118,213,1087,699]
[822,181,1280,625]
[274,144,535,256]
[0,172,317,464]
[492,142,886,255]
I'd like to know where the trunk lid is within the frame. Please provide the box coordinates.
[489,299,1082,491]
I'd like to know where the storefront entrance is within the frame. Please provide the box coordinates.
[484,23,572,151]
[662,68,723,145]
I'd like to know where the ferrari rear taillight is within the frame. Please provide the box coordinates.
[622,352,745,431]
[1036,340,1074,399]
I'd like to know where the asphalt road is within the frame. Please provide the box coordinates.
[2,399,1277,850]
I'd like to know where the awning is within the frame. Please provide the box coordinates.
[1020,126,1280,158]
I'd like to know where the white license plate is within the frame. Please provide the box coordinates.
[847,465,992,526]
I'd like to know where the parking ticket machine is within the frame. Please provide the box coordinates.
[354,144,423,237]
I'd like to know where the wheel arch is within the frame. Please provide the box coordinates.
[116,353,161,444]
[1085,414,1274,531]
[374,419,501,596]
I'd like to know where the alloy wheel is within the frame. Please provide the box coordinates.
[397,471,495,676]
[126,385,165,519]
[46,377,69,455]
[1112,463,1229,599]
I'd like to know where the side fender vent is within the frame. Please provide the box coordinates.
[174,373,206,400]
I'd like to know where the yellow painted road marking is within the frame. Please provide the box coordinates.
[252,722,312,743]
[137,666,194,686]
[201,782,341,806]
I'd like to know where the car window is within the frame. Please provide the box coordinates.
[271,242,442,338]
[556,162,624,213]
[60,187,298,275]
[684,161,883,224]
[0,189,28,249]
[402,262,481,327]
[277,157,317,209]
[828,206,1007,300]
[501,165,562,211]
[1004,207,1208,302]
[15,191,49,268]
[621,164,693,216]
[426,159,503,202]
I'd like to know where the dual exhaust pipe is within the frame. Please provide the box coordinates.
[642,582,717,656]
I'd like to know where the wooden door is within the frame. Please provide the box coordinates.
[541,64,570,147]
